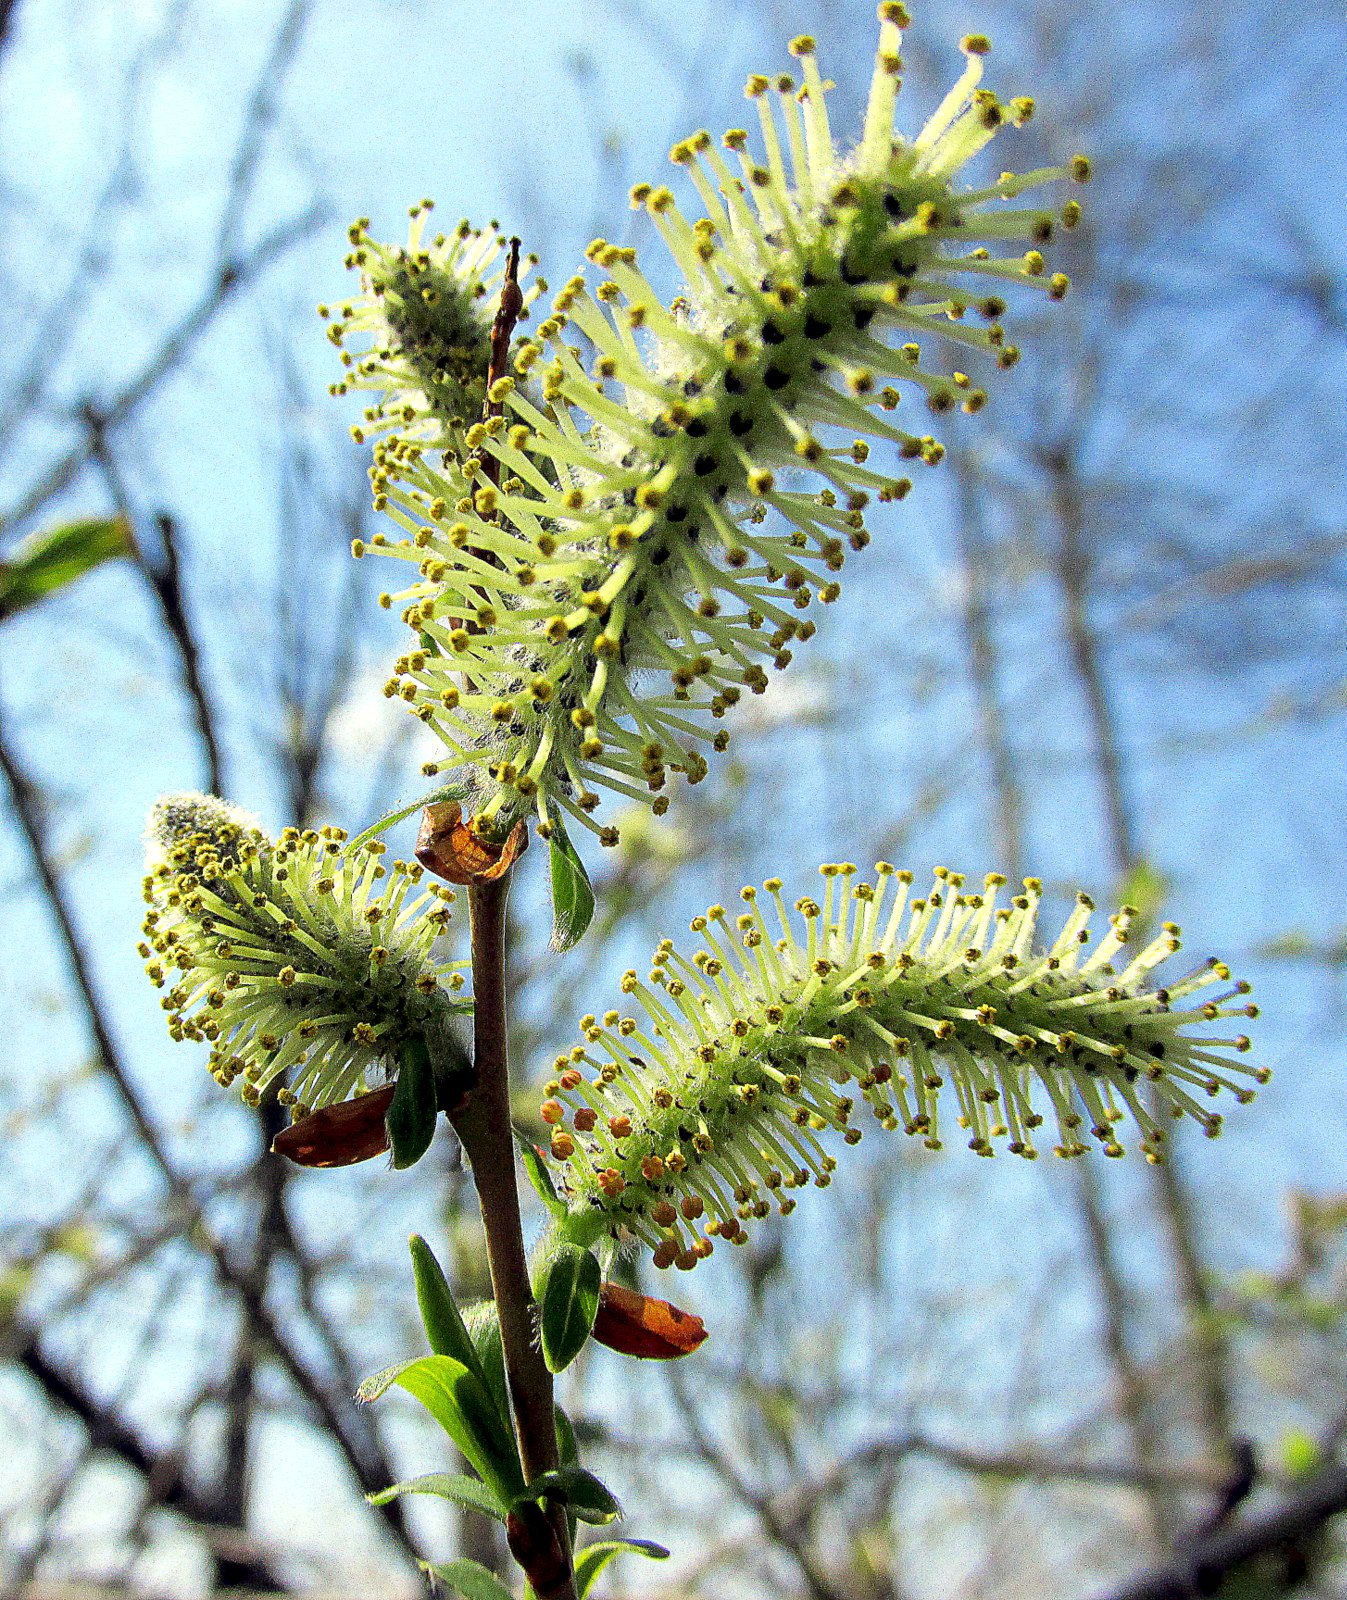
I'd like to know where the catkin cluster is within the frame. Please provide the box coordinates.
[140,794,467,1119]
[330,10,1086,845]
[542,865,1264,1270]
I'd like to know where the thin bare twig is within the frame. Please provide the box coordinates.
[1,204,325,536]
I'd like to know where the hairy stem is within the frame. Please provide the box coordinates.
[453,871,576,1600]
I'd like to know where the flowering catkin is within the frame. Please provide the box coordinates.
[541,864,1264,1270]
[333,11,1087,844]
[140,793,468,1118]
[324,206,545,455]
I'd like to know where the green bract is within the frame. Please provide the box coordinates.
[140,793,467,1118]
[540,864,1264,1270]
[336,11,1087,845]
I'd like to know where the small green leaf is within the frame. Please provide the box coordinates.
[0,514,134,622]
[387,1037,438,1169]
[419,1557,516,1600]
[574,1538,669,1597]
[515,1128,566,1217]
[344,781,466,855]
[548,815,595,952]
[521,1467,622,1525]
[390,1355,525,1504]
[356,1359,413,1404]
[463,1301,510,1431]
[536,1244,601,1373]
[554,1403,579,1470]
[409,1236,497,1404]
[367,1471,506,1523]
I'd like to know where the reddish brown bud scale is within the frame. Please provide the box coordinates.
[590,1281,708,1359]
[415,800,527,884]
[271,1085,396,1167]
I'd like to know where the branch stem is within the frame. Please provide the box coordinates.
[453,871,576,1600]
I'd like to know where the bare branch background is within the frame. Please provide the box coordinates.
[1,0,1344,1596]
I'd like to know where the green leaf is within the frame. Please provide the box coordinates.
[554,1403,579,1470]
[391,1355,525,1504]
[515,1129,566,1218]
[464,1301,510,1430]
[574,1539,669,1597]
[535,1244,601,1373]
[520,1467,622,1526]
[548,815,595,952]
[419,1557,516,1600]
[409,1236,496,1401]
[387,1036,438,1170]
[344,781,466,855]
[0,515,134,622]
[367,1471,506,1523]
[356,1359,413,1404]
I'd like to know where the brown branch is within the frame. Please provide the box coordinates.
[451,870,576,1600]
[1098,1458,1347,1600]
[12,1325,290,1591]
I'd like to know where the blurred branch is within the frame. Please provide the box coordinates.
[10,1322,290,1591]
[213,0,316,261]
[1072,1158,1177,1545]
[776,1431,1232,1532]
[0,203,325,537]
[1042,431,1239,1480]
[1099,1458,1347,1600]
[84,407,226,794]
[953,455,1026,876]
[665,1363,850,1600]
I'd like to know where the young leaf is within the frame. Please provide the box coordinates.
[343,781,466,855]
[554,1403,579,1470]
[357,1359,414,1404]
[387,1036,438,1169]
[419,1557,516,1600]
[463,1301,510,1431]
[574,1539,670,1597]
[590,1281,708,1360]
[367,1471,506,1523]
[520,1467,622,1526]
[514,1129,566,1217]
[0,514,134,622]
[409,1236,495,1401]
[548,815,595,951]
[391,1355,525,1503]
[535,1244,601,1374]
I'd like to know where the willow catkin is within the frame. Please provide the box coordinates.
[541,864,1264,1270]
[333,12,1086,845]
